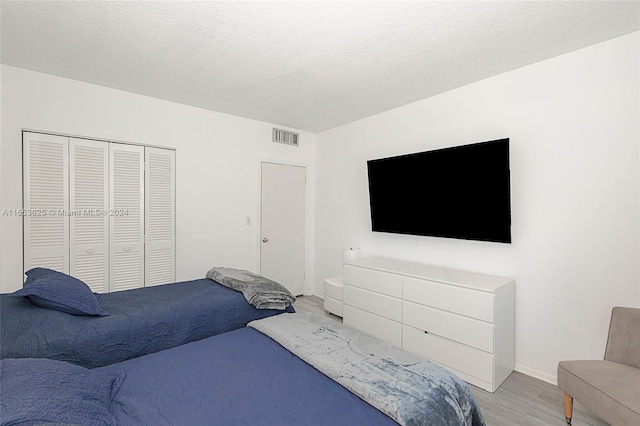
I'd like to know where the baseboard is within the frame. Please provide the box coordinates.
[299,292,324,299]
[515,363,557,385]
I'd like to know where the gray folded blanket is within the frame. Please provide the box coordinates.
[249,312,485,426]
[206,267,296,310]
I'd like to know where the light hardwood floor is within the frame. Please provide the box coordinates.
[293,296,608,426]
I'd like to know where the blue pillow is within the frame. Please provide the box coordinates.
[14,267,109,316]
[0,358,122,426]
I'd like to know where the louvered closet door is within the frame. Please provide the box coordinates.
[69,138,109,292]
[23,132,69,274]
[144,147,176,286]
[110,143,145,291]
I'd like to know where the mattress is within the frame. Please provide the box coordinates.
[1,278,294,368]
[99,327,398,425]
[1,313,484,425]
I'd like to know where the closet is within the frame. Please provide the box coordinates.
[23,131,175,292]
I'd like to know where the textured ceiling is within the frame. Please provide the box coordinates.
[1,1,639,133]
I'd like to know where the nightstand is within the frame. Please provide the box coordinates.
[323,276,343,317]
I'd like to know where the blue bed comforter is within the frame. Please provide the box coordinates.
[0,278,293,368]
[100,327,398,426]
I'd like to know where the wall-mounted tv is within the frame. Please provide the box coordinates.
[367,138,511,243]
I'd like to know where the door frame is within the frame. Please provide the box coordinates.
[256,158,313,296]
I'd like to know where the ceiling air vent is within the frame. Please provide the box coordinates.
[272,128,299,146]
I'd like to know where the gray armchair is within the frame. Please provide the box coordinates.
[557,307,640,425]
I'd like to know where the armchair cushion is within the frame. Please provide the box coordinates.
[558,360,640,425]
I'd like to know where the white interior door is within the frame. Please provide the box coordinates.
[109,143,145,292]
[23,132,69,274]
[260,162,306,296]
[144,147,176,286]
[69,138,109,292]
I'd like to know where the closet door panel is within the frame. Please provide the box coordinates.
[24,133,176,293]
[69,138,109,292]
[145,147,175,286]
[23,132,69,274]
[110,144,144,291]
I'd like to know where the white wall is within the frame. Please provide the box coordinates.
[0,65,316,294]
[2,32,638,387]
[314,32,640,383]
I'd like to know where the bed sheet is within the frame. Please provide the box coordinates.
[100,327,397,426]
[1,278,294,368]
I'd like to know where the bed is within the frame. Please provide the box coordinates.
[1,312,486,426]
[1,275,294,368]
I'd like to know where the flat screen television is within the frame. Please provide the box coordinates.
[367,138,511,243]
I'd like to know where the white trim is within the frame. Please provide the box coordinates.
[514,363,557,385]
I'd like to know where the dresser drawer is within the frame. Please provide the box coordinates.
[343,305,402,347]
[403,301,494,353]
[344,285,402,322]
[344,265,402,298]
[402,325,493,383]
[403,276,494,322]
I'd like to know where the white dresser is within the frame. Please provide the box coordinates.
[343,257,514,392]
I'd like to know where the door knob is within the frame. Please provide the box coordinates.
[262,237,269,243]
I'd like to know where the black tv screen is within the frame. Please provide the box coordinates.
[367,138,511,243]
